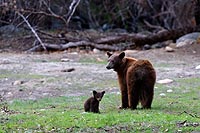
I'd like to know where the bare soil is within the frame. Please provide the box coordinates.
[0,43,200,101]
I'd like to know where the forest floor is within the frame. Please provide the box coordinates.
[0,42,200,102]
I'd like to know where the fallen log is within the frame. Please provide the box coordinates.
[43,41,123,51]
[94,25,200,47]
[27,25,200,52]
[27,41,125,52]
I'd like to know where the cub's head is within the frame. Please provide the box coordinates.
[93,90,105,101]
[106,52,125,70]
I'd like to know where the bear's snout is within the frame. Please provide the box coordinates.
[106,62,113,69]
[96,98,101,101]
[106,65,111,69]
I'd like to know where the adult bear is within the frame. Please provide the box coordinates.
[106,52,156,109]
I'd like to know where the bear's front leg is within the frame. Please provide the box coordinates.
[118,75,128,109]
[120,89,129,109]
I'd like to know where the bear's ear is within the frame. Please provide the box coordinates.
[102,91,105,95]
[93,90,97,96]
[119,52,125,59]
[107,51,112,57]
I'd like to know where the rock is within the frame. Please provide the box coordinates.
[163,40,173,46]
[159,93,166,97]
[165,46,174,52]
[13,80,24,85]
[41,60,47,62]
[102,23,113,31]
[19,88,24,91]
[8,92,12,95]
[69,52,78,55]
[61,58,70,62]
[168,43,177,48]
[143,44,151,50]
[176,42,187,47]
[151,43,163,49]
[177,32,200,43]
[61,68,75,72]
[195,65,200,70]
[176,40,195,47]
[96,57,103,62]
[93,48,101,54]
[157,79,173,84]
[176,32,200,47]
[167,89,173,93]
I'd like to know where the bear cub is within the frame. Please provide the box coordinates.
[84,90,105,113]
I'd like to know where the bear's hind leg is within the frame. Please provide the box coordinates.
[127,75,139,109]
[130,89,139,109]
[140,91,153,109]
[141,99,152,109]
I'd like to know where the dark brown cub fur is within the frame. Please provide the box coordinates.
[84,90,105,113]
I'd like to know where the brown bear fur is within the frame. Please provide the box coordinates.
[106,52,156,109]
[84,90,105,113]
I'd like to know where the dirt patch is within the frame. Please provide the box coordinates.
[0,43,200,101]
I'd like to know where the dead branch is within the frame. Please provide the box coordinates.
[143,20,164,30]
[66,0,81,26]
[36,30,80,42]
[22,10,68,26]
[179,111,200,118]
[26,45,42,53]
[17,12,47,51]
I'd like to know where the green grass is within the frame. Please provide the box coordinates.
[0,78,200,132]
[0,72,44,80]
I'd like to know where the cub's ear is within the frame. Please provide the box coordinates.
[107,51,112,57]
[102,91,105,95]
[119,52,125,59]
[93,90,97,96]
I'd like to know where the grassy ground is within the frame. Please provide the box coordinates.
[0,78,199,133]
